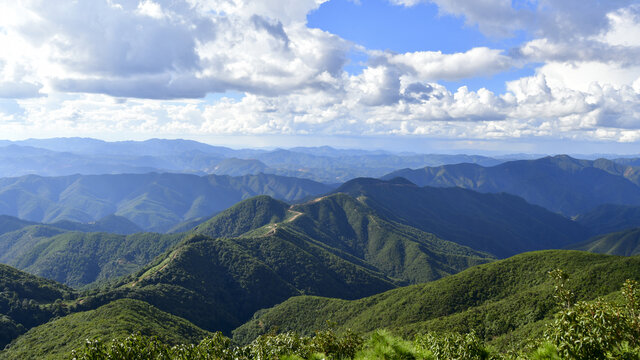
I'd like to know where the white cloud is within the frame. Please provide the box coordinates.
[0,0,639,148]
[390,0,634,40]
[382,47,512,81]
[0,0,348,99]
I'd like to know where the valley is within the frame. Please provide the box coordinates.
[0,141,640,358]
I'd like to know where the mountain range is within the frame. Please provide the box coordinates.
[2,140,640,358]
[383,155,640,216]
[0,177,596,342]
[0,138,503,183]
[0,172,331,232]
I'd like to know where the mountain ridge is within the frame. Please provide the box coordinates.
[382,155,640,216]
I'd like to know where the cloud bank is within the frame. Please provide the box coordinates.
[0,0,639,147]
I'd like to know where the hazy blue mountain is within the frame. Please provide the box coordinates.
[208,158,270,176]
[382,155,640,216]
[0,213,141,236]
[334,177,589,257]
[14,138,238,157]
[575,204,640,236]
[0,144,222,178]
[0,138,507,183]
[0,173,332,232]
[0,215,37,236]
[251,149,503,182]
[612,157,640,167]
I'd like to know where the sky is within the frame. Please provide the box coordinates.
[0,0,639,154]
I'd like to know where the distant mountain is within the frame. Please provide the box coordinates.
[0,225,183,288]
[251,149,503,183]
[569,228,640,256]
[575,204,640,236]
[75,192,492,334]
[0,144,184,177]
[208,158,269,177]
[334,178,588,257]
[0,173,332,232]
[0,264,73,348]
[1,299,210,360]
[0,215,37,236]
[383,155,640,216]
[0,138,507,183]
[612,157,640,167]
[13,138,239,157]
[233,250,640,345]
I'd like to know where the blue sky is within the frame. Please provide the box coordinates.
[307,0,537,94]
[0,0,639,154]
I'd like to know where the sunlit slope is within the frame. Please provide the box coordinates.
[334,177,588,257]
[234,250,640,344]
[75,192,492,335]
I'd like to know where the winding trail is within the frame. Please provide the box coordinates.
[263,209,304,237]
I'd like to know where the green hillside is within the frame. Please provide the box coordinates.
[0,299,211,360]
[0,225,183,288]
[193,195,289,238]
[569,227,640,256]
[72,193,492,335]
[0,264,74,348]
[334,177,588,257]
[286,193,492,283]
[0,172,331,232]
[383,155,640,216]
[233,250,640,346]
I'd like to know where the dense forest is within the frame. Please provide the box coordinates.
[0,151,640,359]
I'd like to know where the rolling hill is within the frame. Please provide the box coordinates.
[233,250,640,346]
[382,155,640,216]
[334,177,588,257]
[72,192,493,335]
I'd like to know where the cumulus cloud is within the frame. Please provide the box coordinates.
[0,81,43,99]
[380,47,513,81]
[390,0,634,40]
[0,0,640,147]
[0,0,348,99]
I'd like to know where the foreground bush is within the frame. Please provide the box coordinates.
[545,270,640,359]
